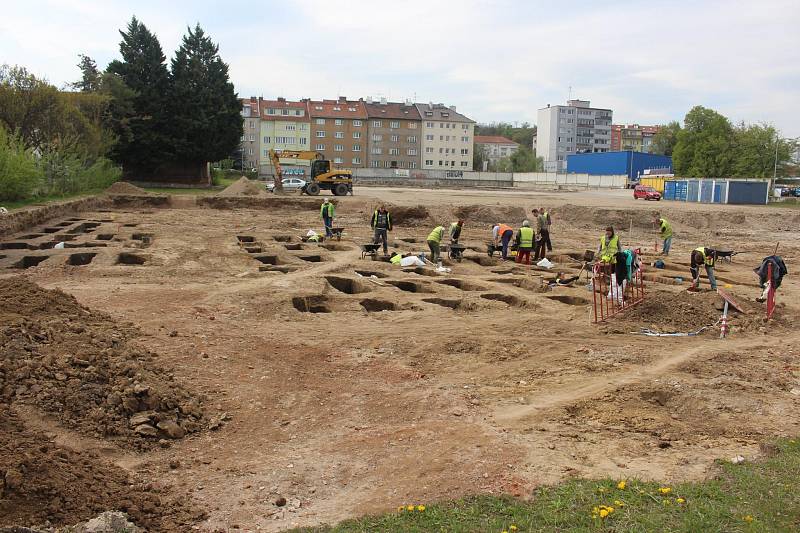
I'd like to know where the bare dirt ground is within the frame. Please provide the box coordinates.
[1,186,798,531]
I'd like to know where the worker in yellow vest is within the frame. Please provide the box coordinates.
[598,226,623,265]
[690,247,718,290]
[427,225,445,263]
[515,220,534,265]
[653,214,673,255]
[320,198,335,237]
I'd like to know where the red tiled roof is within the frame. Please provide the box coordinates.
[307,99,368,119]
[475,135,519,145]
[261,98,307,109]
[364,101,421,120]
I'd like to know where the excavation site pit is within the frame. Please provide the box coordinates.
[0,188,796,533]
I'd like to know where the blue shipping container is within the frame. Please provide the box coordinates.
[566,151,673,180]
[727,181,769,204]
[675,180,688,201]
[664,181,677,200]
[700,180,713,203]
[713,183,723,203]
[687,180,700,202]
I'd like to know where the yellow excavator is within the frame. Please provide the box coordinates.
[268,149,353,196]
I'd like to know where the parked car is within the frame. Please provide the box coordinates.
[633,185,661,201]
[267,178,307,192]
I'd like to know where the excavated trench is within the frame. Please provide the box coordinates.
[13,256,50,269]
[237,235,255,243]
[96,234,116,241]
[546,295,590,306]
[284,244,304,251]
[423,297,466,310]
[360,299,397,312]
[385,280,434,293]
[292,295,331,313]
[355,270,388,278]
[481,293,528,308]
[273,235,292,242]
[436,278,487,291]
[117,252,147,265]
[325,276,371,295]
[254,255,283,265]
[67,252,97,266]
[299,255,324,263]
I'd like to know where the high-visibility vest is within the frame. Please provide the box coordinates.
[497,224,513,236]
[519,227,534,248]
[599,234,620,263]
[372,210,391,229]
[427,226,444,243]
[390,254,402,265]
[694,247,714,266]
[659,218,673,239]
[320,202,334,218]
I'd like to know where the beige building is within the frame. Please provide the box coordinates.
[475,135,520,169]
[258,98,311,177]
[365,98,422,169]
[415,103,475,170]
[307,97,368,168]
[240,97,261,171]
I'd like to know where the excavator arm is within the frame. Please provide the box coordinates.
[268,150,324,194]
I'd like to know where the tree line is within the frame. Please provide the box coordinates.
[0,17,242,203]
[651,106,795,178]
[473,122,543,172]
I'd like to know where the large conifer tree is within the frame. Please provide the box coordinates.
[170,24,242,165]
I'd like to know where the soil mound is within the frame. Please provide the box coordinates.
[602,287,772,334]
[0,277,206,449]
[0,411,204,530]
[374,204,431,226]
[452,204,526,225]
[216,177,268,197]
[105,181,148,195]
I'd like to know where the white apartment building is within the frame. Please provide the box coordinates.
[415,103,475,170]
[240,97,261,171]
[536,99,612,171]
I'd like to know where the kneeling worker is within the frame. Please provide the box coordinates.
[492,223,515,260]
[690,247,718,290]
[598,226,623,266]
[427,225,445,263]
[755,255,787,302]
[515,220,534,265]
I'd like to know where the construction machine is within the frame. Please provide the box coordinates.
[268,149,353,196]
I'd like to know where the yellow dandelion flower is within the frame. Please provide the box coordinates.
[614,500,624,506]
[659,487,672,495]
[510,526,518,531]
[744,515,753,523]
[617,480,627,490]
[502,530,508,533]
[407,505,415,512]
[676,498,686,504]
[599,509,609,518]
[592,506,600,514]
[417,505,425,512]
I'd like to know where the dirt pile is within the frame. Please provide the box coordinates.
[379,204,431,226]
[0,411,204,531]
[105,182,148,195]
[452,204,526,225]
[216,177,268,198]
[0,277,206,449]
[602,288,771,334]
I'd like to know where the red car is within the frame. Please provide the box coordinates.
[633,185,661,201]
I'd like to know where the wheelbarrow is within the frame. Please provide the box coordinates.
[487,242,518,258]
[448,242,466,262]
[713,249,739,263]
[360,243,381,260]
[330,227,344,241]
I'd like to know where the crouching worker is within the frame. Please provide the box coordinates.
[755,255,787,302]
[427,225,445,263]
[690,247,718,290]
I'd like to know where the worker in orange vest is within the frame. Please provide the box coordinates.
[492,223,515,260]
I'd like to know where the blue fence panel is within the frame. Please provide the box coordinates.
[664,180,677,200]
[713,183,722,203]
[674,180,688,201]
[727,181,769,204]
[687,180,700,202]
[700,180,713,203]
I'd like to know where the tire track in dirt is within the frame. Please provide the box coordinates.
[491,336,781,424]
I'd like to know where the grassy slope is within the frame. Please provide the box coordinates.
[297,439,799,532]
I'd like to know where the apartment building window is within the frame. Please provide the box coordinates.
[425,159,433,165]
[266,109,275,115]
[371,161,381,168]
[285,124,296,131]
[300,123,308,130]
[334,144,344,151]
[248,148,253,155]
[249,120,254,129]
[438,160,443,166]
[240,135,244,141]
[352,144,361,151]
[385,161,394,168]
[280,109,288,116]
[353,120,362,127]
[353,131,361,139]
[460,161,468,167]
[409,162,417,169]
[335,119,343,126]
[372,120,382,127]
[316,131,326,137]
[425,134,434,140]
[352,157,361,164]
[460,148,469,155]
[425,147,433,153]
[334,157,343,164]
[439,148,443,153]
[445,148,450,154]
[390,134,399,142]
[299,138,307,145]
[446,135,450,141]
[249,134,255,141]
[390,121,399,128]
[389,148,399,155]
[348,107,356,112]
[372,134,382,141]
[335,132,344,138]
[407,135,417,143]
[439,123,444,128]
[316,144,325,150]
[315,118,325,125]
[333,106,341,111]
[263,149,268,156]
[275,136,295,144]
[295,110,301,116]
[407,148,417,156]
[426,121,433,127]
[439,135,444,141]
[315,105,323,110]
[263,136,270,143]
[408,122,417,129]
[462,136,469,142]
[425,111,433,117]
[371,147,382,154]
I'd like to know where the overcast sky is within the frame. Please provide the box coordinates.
[3,0,799,136]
